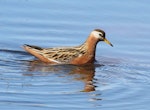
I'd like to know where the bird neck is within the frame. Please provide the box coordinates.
[84,34,99,56]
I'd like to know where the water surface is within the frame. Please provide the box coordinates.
[0,0,150,110]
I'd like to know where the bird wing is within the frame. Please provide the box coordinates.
[41,47,81,63]
[23,44,82,64]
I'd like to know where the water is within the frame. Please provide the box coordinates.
[0,0,150,110]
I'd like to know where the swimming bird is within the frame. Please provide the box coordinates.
[23,29,113,65]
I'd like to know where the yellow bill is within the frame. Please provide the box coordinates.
[104,38,113,47]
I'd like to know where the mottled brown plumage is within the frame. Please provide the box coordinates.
[23,29,113,65]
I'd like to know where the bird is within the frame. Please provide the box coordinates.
[23,29,113,65]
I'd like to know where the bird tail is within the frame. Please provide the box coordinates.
[23,44,43,50]
[22,44,59,63]
[23,44,48,62]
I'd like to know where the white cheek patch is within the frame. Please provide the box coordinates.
[91,31,101,39]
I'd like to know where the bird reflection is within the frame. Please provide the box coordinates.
[24,60,102,92]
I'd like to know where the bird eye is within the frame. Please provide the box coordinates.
[99,33,103,36]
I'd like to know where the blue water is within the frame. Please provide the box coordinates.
[0,0,150,110]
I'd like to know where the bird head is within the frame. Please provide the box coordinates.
[91,29,113,47]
